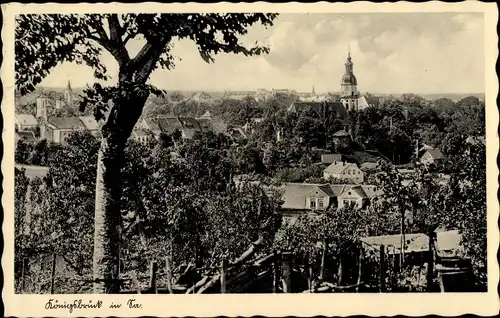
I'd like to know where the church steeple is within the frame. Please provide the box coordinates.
[341,46,358,98]
[312,84,316,95]
[64,80,74,105]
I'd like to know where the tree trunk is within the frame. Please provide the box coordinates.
[92,88,148,293]
[92,134,126,293]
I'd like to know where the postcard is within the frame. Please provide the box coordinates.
[2,1,499,317]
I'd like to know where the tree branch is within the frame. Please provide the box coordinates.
[108,14,124,43]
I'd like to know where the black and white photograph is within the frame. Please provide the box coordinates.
[2,1,499,317]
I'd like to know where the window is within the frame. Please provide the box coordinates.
[310,200,316,208]
[318,199,324,208]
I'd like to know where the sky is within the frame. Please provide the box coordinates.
[38,12,485,95]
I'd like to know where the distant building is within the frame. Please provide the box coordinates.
[332,129,352,150]
[338,48,380,111]
[323,161,364,184]
[287,101,348,122]
[420,148,445,165]
[35,81,78,119]
[141,116,222,141]
[15,114,38,131]
[242,118,265,135]
[131,129,153,144]
[222,91,257,101]
[42,117,87,144]
[280,183,381,218]
[360,162,379,171]
[321,154,346,165]
[15,131,37,145]
[78,116,100,136]
[465,136,486,146]
[192,92,212,103]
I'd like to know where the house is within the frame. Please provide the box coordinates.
[321,154,346,165]
[197,110,212,120]
[192,92,212,103]
[78,116,100,136]
[465,136,486,146]
[227,127,248,141]
[35,82,79,119]
[420,148,445,165]
[222,91,257,101]
[42,117,87,143]
[16,131,37,145]
[336,184,380,209]
[15,114,38,131]
[242,118,265,135]
[131,129,152,144]
[287,101,348,122]
[280,183,381,218]
[324,162,363,184]
[360,162,379,171]
[15,164,51,235]
[141,118,162,137]
[360,230,463,258]
[332,129,352,150]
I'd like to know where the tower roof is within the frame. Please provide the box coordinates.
[342,73,358,85]
[341,47,357,85]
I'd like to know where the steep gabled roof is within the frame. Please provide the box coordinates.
[143,118,161,132]
[321,154,344,164]
[424,148,444,160]
[282,183,330,210]
[16,131,37,143]
[16,113,38,126]
[15,164,49,180]
[47,117,86,129]
[78,116,99,130]
[324,162,358,174]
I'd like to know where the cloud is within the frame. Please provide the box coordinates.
[38,12,485,94]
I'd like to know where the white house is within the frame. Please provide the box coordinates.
[420,149,445,165]
[323,161,364,184]
[43,117,87,144]
[15,114,38,131]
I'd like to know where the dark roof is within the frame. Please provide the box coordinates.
[158,117,183,134]
[321,154,344,164]
[144,118,161,132]
[288,101,348,122]
[425,149,444,160]
[281,183,381,210]
[15,164,49,180]
[342,72,357,85]
[333,130,350,137]
[16,131,37,143]
[47,117,86,129]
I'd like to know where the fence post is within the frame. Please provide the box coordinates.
[308,264,313,293]
[149,261,157,294]
[427,231,435,292]
[50,253,56,294]
[337,255,343,285]
[319,239,327,280]
[220,257,228,294]
[379,245,385,293]
[166,256,173,294]
[272,250,279,293]
[21,258,27,293]
[356,246,364,292]
[282,251,292,293]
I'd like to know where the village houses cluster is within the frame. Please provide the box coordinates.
[16,50,451,225]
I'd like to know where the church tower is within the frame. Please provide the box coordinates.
[64,80,74,106]
[340,47,360,111]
